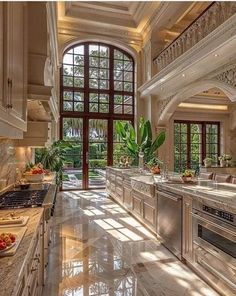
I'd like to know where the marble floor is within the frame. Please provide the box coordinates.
[42,190,219,296]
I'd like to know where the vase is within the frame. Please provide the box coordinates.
[204,160,211,168]
[220,160,226,167]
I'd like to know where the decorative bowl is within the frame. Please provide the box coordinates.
[23,173,44,183]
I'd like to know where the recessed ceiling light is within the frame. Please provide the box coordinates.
[182,74,185,77]
[214,53,219,57]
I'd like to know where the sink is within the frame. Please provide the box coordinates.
[131,175,155,197]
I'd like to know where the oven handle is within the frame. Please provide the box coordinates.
[191,211,236,237]
[158,191,182,202]
[198,258,236,291]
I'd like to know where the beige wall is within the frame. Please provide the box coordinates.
[0,139,32,188]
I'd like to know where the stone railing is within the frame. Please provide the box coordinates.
[154,2,236,71]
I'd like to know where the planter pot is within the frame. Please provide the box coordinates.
[220,160,226,167]
[204,161,212,168]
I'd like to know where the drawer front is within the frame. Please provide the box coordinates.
[143,202,156,228]
[110,173,116,182]
[131,180,155,197]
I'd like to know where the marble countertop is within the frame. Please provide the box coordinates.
[157,180,236,212]
[0,207,44,296]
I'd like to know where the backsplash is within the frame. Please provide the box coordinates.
[0,139,32,187]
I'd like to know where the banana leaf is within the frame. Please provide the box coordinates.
[148,131,166,157]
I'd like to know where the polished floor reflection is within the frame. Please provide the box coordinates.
[43,190,219,296]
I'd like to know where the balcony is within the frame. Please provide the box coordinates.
[154,2,236,72]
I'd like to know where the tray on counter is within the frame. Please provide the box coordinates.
[0,216,29,228]
[0,226,27,257]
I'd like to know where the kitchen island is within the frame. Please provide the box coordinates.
[106,167,236,296]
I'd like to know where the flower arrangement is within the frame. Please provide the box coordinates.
[218,154,232,161]
[203,157,212,167]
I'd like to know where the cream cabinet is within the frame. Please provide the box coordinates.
[182,195,193,262]
[0,2,27,134]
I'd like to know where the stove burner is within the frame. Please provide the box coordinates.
[0,190,48,209]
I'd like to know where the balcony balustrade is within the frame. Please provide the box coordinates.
[154,2,236,71]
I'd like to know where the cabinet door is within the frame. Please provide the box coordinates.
[8,2,27,124]
[123,185,132,209]
[132,192,143,217]
[182,195,193,262]
[143,202,156,231]
[0,3,6,111]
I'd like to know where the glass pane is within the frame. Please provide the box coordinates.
[63,54,73,64]
[114,70,123,81]
[63,102,73,111]
[89,56,99,67]
[89,68,98,78]
[89,93,99,102]
[124,71,132,82]
[100,69,109,79]
[89,119,108,142]
[114,81,123,91]
[62,140,83,190]
[89,45,99,56]
[206,124,218,134]
[206,134,217,143]
[124,54,131,61]
[89,79,98,89]
[114,60,123,70]
[89,103,98,112]
[74,102,84,112]
[124,61,133,71]
[100,46,109,57]
[74,55,84,65]
[124,82,132,92]
[100,58,109,68]
[114,49,124,59]
[100,94,109,103]
[114,95,123,104]
[74,92,84,101]
[63,118,83,141]
[174,123,180,133]
[114,105,122,114]
[63,65,73,76]
[191,124,201,133]
[63,76,73,86]
[124,105,132,114]
[74,78,84,87]
[124,95,132,104]
[99,80,109,89]
[180,133,187,143]
[74,45,84,55]
[180,124,187,133]
[63,91,73,101]
[100,104,109,113]
[74,66,84,77]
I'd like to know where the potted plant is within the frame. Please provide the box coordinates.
[218,154,232,167]
[35,140,73,185]
[147,157,163,174]
[115,117,166,169]
[203,157,212,168]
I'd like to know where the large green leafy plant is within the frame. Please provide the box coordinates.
[35,140,73,184]
[115,117,165,163]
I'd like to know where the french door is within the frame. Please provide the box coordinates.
[61,117,109,190]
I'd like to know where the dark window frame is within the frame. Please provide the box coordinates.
[174,120,220,172]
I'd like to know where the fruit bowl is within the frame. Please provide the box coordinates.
[23,173,44,183]
[181,176,193,183]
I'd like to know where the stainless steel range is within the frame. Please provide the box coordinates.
[192,198,236,295]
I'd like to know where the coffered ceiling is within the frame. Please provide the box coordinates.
[57,1,212,52]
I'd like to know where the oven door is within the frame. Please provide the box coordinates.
[192,209,236,292]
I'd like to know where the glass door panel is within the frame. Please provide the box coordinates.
[88,119,108,188]
[62,118,83,190]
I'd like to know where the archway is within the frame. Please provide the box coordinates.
[158,79,236,126]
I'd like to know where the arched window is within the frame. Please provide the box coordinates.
[61,42,134,116]
[60,42,135,190]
